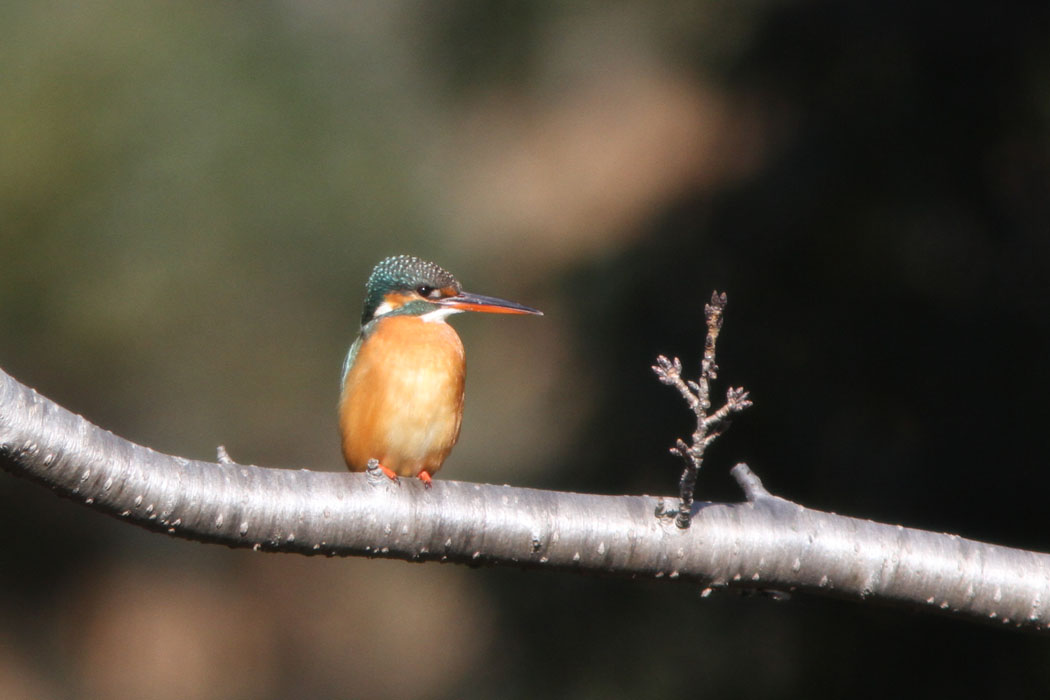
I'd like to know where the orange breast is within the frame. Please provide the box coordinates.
[339,315,466,477]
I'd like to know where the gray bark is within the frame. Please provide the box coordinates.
[2,366,1048,631]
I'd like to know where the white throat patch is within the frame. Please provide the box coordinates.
[373,301,395,317]
[420,306,462,323]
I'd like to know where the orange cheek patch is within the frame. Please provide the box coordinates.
[381,291,417,312]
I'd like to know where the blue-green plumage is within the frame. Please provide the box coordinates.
[361,255,460,325]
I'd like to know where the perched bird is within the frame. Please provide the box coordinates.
[339,255,542,486]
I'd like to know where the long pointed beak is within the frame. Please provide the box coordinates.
[437,291,543,315]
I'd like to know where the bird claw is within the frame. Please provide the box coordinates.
[366,458,400,485]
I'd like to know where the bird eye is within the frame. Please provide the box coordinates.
[416,285,440,299]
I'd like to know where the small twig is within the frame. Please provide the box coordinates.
[653,292,752,528]
[730,463,771,502]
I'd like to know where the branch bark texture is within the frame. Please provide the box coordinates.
[2,366,1048,631]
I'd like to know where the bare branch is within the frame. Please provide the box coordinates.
[652,355,699,411]
[2,366,1050,631]
[652,292,752,527]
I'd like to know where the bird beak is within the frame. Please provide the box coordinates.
[437,291,543,316]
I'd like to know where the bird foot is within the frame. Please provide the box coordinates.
[366,458,400,485]
[418,471,433,489]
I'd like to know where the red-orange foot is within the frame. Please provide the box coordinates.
[379,463,400,483]
[366,458,400,484]
[418,470,433,489]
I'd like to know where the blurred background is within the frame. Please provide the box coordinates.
[2,1,1049,697]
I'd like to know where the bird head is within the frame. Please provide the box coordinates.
[361,255,542,326]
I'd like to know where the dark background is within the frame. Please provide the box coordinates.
[2,2,1049,698]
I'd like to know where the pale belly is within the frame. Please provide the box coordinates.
[339,317,465,477]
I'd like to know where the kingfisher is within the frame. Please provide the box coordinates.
[339,255,542,486]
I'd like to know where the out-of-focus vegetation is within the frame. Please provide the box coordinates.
[2,1,1049,698]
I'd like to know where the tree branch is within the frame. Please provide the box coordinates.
[2,366,1049,631]
[653,292,752,527]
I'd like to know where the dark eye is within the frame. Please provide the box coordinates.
[417,285,440,299]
